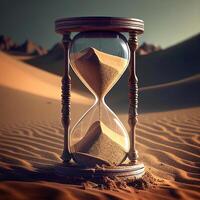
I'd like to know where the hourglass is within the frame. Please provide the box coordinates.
[55,17,144,179]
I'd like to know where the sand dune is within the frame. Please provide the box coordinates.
[0,84,199,199]
[26,42,65,75]
[0,47,200,199]
[140,74,200,91]
[139,73,200,112]
[0,51,91,103]
[7,51,35,61]
[109,73,200,113]
[137,34,200,87]
[0,181,184,200]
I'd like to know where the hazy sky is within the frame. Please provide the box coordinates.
[0,0,199,49]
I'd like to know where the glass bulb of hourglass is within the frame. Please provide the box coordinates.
[69,31,130,166]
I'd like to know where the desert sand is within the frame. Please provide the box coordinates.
[0,52,92,102]
[0,51,200,200]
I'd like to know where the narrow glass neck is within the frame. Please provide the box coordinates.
[93,96,106,122]
[94,94,105,104]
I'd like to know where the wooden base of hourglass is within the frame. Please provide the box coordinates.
[55,162,145,181]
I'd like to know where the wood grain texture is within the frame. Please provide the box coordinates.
[55,17,144,34]
[61,33,72,162]
[128,32,139,163]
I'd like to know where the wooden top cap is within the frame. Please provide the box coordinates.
[55,17,144,34]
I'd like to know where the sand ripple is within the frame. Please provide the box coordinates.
[0,107,199,199]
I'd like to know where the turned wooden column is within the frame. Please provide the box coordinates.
[128,32,138,163]
[61,33,71,162]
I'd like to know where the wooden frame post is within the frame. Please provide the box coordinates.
[61,33,71,162]
[128,32,139,163]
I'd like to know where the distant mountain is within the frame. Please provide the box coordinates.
[0,35,47,56]
[0,35,17,51]
[47,42,64,60]
[27,42,65,75]
[136,42,161,55]
[136,33,200,87]
[109,74,200,113]
[15,40,47,56]
[26,42,162,76]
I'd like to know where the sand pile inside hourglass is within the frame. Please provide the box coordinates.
[72,121,127,166]
[70,47,128,98]
[70,47,128,166]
